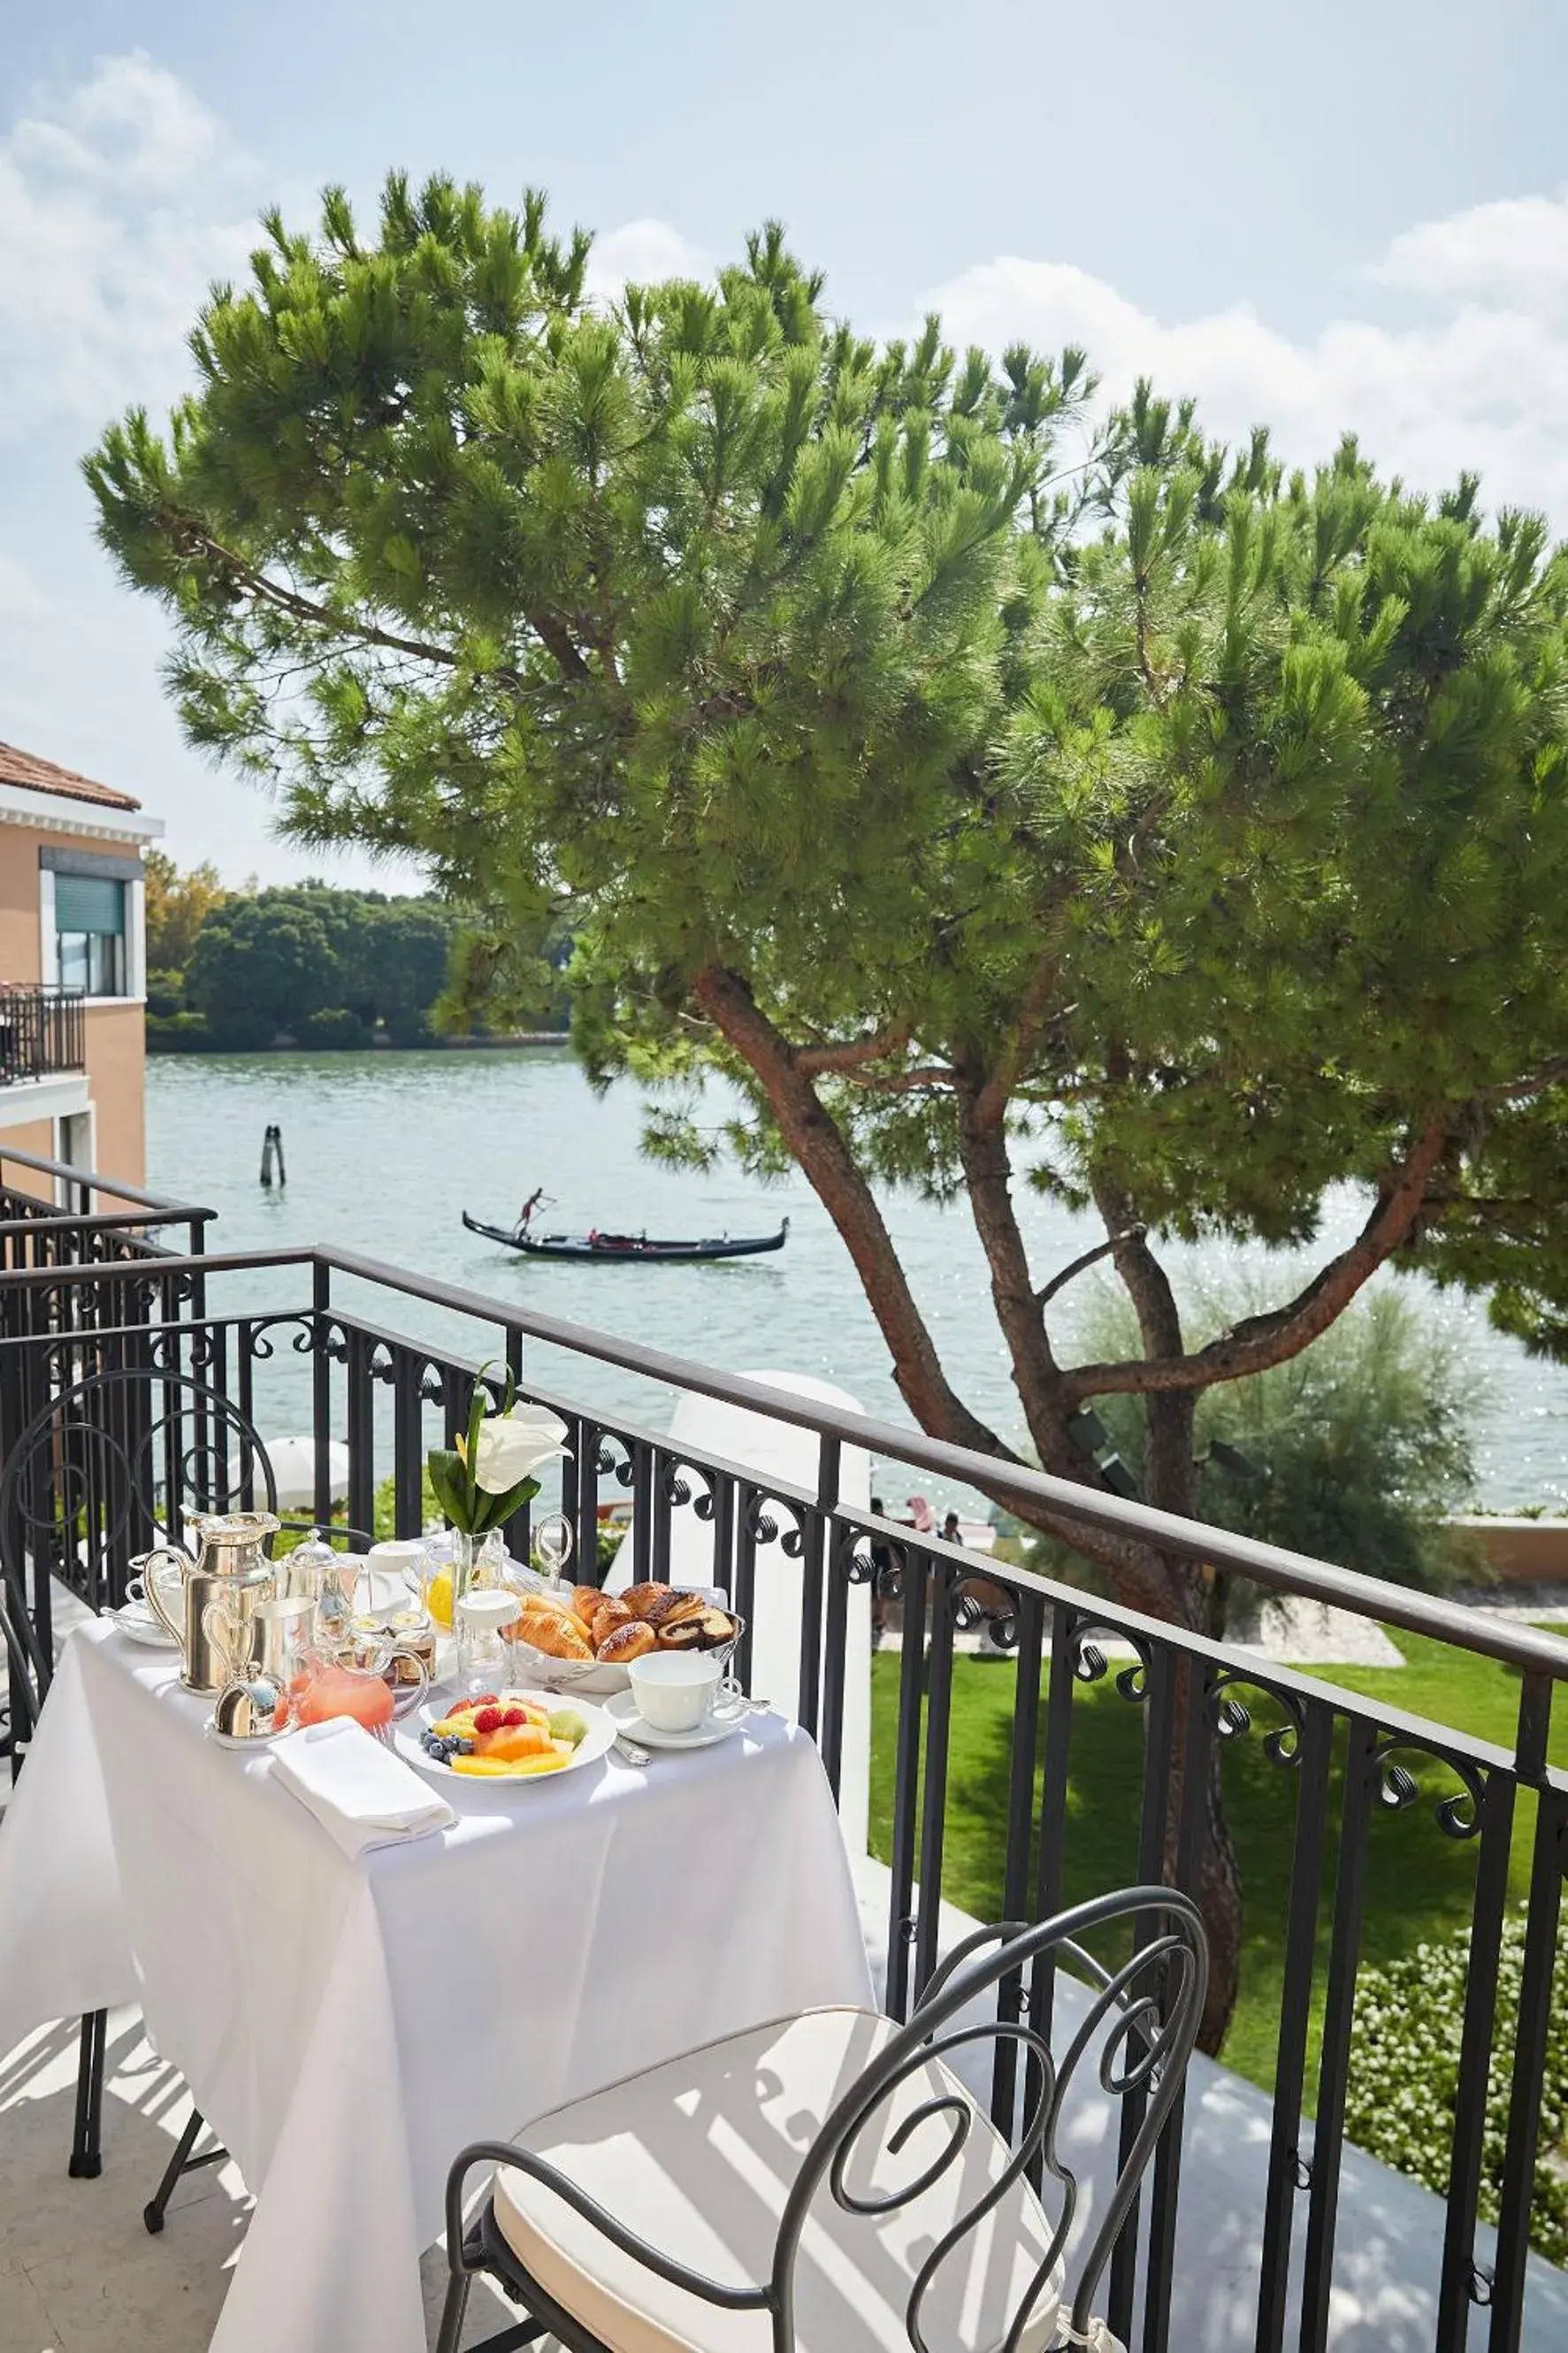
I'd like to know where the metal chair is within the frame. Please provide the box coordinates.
[435,1887,1206,2353]
[0,1364,282,2190]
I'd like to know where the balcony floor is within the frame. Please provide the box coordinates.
[4,1859,1566,2352]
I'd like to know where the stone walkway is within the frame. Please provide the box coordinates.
[0,2009,541,2350]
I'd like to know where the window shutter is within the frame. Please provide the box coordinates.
[54,877,125,935]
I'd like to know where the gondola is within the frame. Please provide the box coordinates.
[462,1210,789,1262]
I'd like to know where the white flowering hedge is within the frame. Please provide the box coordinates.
[1345,1909,1568,2266]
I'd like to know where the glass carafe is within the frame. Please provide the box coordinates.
[294,1625,429,1732]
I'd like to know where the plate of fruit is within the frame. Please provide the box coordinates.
[396,1688,616,1783]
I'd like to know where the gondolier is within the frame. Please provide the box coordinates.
[516,1185,548,1234]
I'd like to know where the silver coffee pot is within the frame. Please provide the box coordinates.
[138,1509,281,1694]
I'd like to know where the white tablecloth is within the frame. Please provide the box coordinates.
[0,1622,874,2353]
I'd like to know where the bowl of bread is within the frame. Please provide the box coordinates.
[502,1580,743,1695]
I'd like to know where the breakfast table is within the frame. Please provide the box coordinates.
[0,1616,875,2353]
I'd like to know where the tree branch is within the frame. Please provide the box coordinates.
[1034,1226,1144,1310]
[1089,1169,1200,1526]
[1474,1057,1568,1103]
[975,947,1060,1128]
[172,517,591,686]
[951,1070,1182,1606]
[692,966,1004,1454]
[794,1023,911,1076]
[838,1064,957,1094]
[1067,1114,1450,1399]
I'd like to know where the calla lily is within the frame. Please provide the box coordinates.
[471,1400,571,1495]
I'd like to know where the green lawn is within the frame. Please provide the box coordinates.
[868,1631,1568,2094]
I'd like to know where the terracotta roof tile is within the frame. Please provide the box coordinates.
[0,740,141,813]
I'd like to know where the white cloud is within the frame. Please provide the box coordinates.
[0,51,256,433]
[1370,189,1568,318]
[924,198,1568,522]
[586,217,710,301]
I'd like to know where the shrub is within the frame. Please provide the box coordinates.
[208,1008,277,1052]
[1345,1908,1568,2265]
[384,1002,432,1047]
[145,967,185,1018]
[296,1007,371,1050]
[145,1010,213,1053]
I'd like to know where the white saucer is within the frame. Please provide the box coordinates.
[203,1716,282,1751]
[112,1605,179,1649]
[606,1690,746,1751]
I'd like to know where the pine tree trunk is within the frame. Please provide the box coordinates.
[691,989,1247,2050]
[1012,1385,1244,2054]
[1137,1395,1243,2054]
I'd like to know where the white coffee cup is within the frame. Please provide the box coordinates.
[628,1650,729,1735]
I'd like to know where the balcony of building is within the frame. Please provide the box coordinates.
[0,1164,1564,2353]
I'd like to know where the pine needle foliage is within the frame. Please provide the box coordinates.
[83,174,1568,1527]
[88,175,1568,2048]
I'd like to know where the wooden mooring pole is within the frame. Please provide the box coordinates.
[259,1123,286,1188]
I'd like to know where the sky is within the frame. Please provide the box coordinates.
[2,1,1567,884]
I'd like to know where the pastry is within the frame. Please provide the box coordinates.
[597,1620,656,1663]
[570,1584,604,1629]
[624,1585,705,1631]
[590,1597,633,1647]
[622,1583,675,1621]
[516,1605,594,1661]
[696,1608,737,1649]
[654,1590,705,1630]
[655,1618,706,1651]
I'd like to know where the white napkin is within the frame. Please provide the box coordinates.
[270,1717,456,1859]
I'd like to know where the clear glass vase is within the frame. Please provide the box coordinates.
[447,1527,506,1614]
[449,1529,485,1616]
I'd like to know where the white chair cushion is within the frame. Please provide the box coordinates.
[493,2005,1063,2353]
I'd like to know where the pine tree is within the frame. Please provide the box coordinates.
[86,178,1568,2045]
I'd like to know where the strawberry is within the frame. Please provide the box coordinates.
[472,1705,503,1734]
[501,1706,526,1728]
[473,1693,500,1708]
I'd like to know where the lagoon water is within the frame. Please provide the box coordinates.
[147,1048,1568,1511]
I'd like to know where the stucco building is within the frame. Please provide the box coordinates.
[0,739,161,1192]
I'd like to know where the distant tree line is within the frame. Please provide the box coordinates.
[143,855,566,1050]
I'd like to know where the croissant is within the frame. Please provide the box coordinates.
[591,1597,633,1647]
[516,1606,594,1662]
[570,1584,604,1629]
[597,1620,655,1663]
[521,1585,575,1618]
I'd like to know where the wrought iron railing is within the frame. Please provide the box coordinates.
[0,985,84,1084]
[0,1141,213,1260]
[0,1238,1564,2352]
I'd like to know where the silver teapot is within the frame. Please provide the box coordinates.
[138,1509,281,1694]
